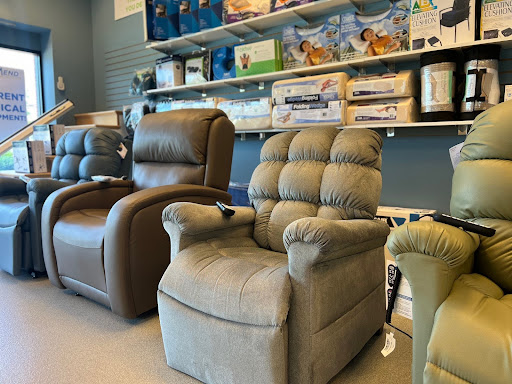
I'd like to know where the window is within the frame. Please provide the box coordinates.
[0,46,43,171]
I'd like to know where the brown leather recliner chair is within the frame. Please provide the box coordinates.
[41,109,234,318]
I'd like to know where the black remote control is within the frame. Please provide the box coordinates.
[216,201,235,217]
[433,213,495,237]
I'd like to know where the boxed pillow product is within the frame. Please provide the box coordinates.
[410,0,475,49]
[32,124,66,155]
[212,46,237,80]
[338,1,409,61]
[234,39,282,77]
[480,0,512,39]
[179,0,199,34]
[156,55,184,88]
[346,97,419,125]
[153,0,181,39]
[272,100,348,128]
[271,0,313,12]
[199,0,222,30]
[184,51,211,84]
[12,141,47,173]
[171,97,227,109]
[346,70,418,101]
[217,98,272,130]
[223,0,271,24]
[272,72,350,105]
[282,15,340,70]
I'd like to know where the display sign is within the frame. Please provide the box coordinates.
[115,0,145,20]
[0,66,27,143]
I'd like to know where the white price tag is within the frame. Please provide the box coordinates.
[117,142,128,159]
[381,332,396,357]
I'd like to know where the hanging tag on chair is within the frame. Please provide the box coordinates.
[381,332,396,357]
[117,143,128,159]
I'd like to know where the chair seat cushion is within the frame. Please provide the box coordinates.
[440,10,467,26]
[426,274,512,384]
[0,195,29,227]
[53,209,110,292]
[159,237,291,327]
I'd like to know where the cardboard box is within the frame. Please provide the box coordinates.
[338,2,409,62]
[272,0,313,12]
[377,205,436,320]
[282,15,340,70]
[481,0,512,39]
[179,0,199,34]
[505,85,512,102]
[198,0,222,30]
[272,100,347,128]
[224,0,271,24]
[234,39,282,77]
[410,0,475,49]
[12,141,47,174]
[184,51,211,84]
[156,55,184,88]
[32,124,66,155]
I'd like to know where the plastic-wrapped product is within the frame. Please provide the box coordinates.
[346,70,417,101]
[346,97,419,125]
[272,73,350,105]
[272,100,348,128]
[217,98,272,131]
[171,97,227,109]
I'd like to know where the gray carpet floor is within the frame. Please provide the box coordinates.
[0,271,412,384]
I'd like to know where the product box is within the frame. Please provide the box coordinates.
[224,0,271,24]
[184,51,211,84]
[271,0,313,12]
[481,0,512,39]
[179,0,199,34]
[282,15,340,70]
[12,140,47,174]
[32,124,66,155]
[346,70,418,101]
[234,39,282,77]
[199,0,222,30]
[212,46,237,80]
[338,2,409,61]
[272,100,348,128]
[153,0,181,39]
[410,0,475,49]
[376,205,436,320]
[171,97,226,109]
[217,97,272,130]
[272,73,351,105]
[505,85,512,102]
[156,55,184,88]
[346,97,419,125]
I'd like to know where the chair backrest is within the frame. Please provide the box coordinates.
[248,127,383,253]
[451,101,512,292]
[132,109,235,192]
[453,0,470,15]
[52,128,128,183]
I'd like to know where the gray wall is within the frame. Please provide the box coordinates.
[0,0,95,124]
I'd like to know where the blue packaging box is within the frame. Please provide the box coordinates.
[180,0,199,34]
[152,0,180,39]
[198,0,223,30]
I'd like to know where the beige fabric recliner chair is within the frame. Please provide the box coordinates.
[42,109,234,318]
[388,101,512,384]
[158,127,390,384]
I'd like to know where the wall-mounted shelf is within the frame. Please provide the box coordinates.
[147,36,512,97]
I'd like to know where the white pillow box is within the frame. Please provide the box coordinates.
[217,98,272,131]
[346,70,418,101]
[272,100,348,128]
[171,97,227,110]
[346,97,419,125]
[272,73,351,105]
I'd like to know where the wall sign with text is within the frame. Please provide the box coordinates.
[115,0,145,20]
[0,67,26,143]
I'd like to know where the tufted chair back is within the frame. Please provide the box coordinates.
[248,127,383,253]
[132,109,234,192]
[51,128,129,183]
[450,101,512,292]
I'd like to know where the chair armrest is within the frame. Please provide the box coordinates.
[41,180,133,288]
[27,179,74,204]
[387,221,480,269]
[0,176,27,196]
[103,185,233,318]
[284,217,390,266]
[162,202,256,236]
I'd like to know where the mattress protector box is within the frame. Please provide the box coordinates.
[272,100,347,128]
[272,72,350,105]
[217,97,272,130]
[346,70,418,101]
[346,97,419,125]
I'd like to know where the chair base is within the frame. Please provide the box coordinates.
[158,291,288,384]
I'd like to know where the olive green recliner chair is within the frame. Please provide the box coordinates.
[388,101,512,384]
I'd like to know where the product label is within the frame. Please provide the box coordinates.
[275,101,342,124]
[221,98,271,119]
[481,0,512,39]
[421,69,453,107]
[185,57,207,84]
[273,77,340,104]
[354,102,398,121]
[353,74,397,96]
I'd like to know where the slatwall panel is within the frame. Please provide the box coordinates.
[104,42,165,111]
